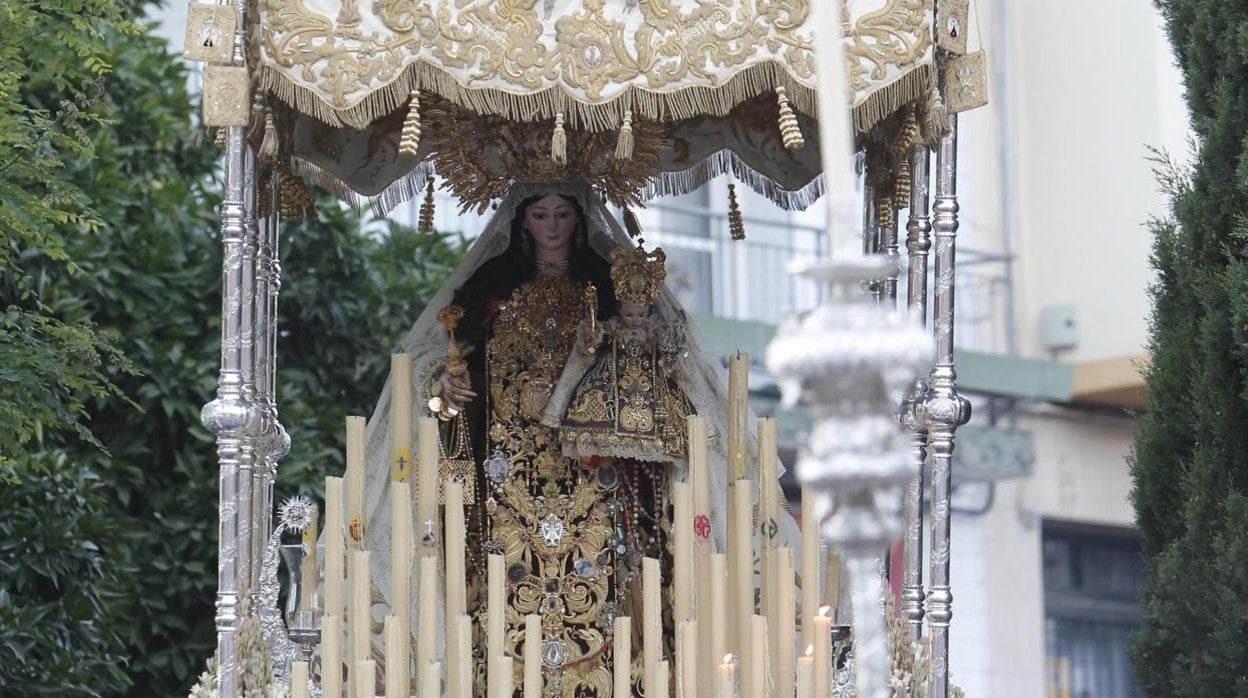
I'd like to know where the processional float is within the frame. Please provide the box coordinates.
[186,0,987,696]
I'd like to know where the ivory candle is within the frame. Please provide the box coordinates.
[300,503,319,612]
[727,352,749,480]
[673,481,693,625]
[322,615,342,698]
[796,646,814,698]
[688,415,715,698]
[800,486,819,648]
[487,554,505,689]
[748,616,767,698]
[353,659,375,698]
[390,354,413,481]
[345,416,366,548]
[384,616,407,698]
[445,480,467,617]
[494,656,514,698]
[717,655,736,698]
[390,483,411,660]
[614,616,632,697]
[730,480,754,693]
[349,551,371,679]
[824,547,842,619]
[643,556,662,698]
[813,608,832,698]
[524,614,541,698]
[811,0,856,195]
[678,620,698,698]
[657,660,670,698]
[709,553,727,685]
[418,556,437,672]
[325,477,345,618]
[292,660,310,698]
[773,549,796,698]
[456,615,472,698]
[415,417,439,560]
[757,418,778,604]
[419,661,441,698]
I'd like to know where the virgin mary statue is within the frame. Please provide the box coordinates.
[355,180,799,696]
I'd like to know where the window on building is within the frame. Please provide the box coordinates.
[1042,522,1144,698]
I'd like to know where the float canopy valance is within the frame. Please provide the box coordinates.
[258,0,938,213]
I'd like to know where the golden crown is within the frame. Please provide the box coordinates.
[611,241,667,306]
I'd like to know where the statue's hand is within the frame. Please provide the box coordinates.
[437,371,477,409]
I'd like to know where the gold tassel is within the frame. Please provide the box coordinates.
[399,91,421,157]
[728,183,745,241]
[551,112,567,164]
[614,110,634,160]
[277,164,316,220]
[418,176,436,233]
[258,111,278,162]
[213,127,225,149]
[891,106,920,205]
[623,206,642,239]
[775,86,806,150]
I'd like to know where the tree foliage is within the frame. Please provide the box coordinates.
[0,2,467,694]
[1131,2,1248,694]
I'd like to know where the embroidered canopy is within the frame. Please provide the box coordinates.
[257,0,939,212]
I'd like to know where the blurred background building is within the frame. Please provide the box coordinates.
[155,1,1188,695]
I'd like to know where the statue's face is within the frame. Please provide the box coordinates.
[524,194,578,258]
[619,301,649,328]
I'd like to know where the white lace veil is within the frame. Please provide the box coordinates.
[356,180,801,665]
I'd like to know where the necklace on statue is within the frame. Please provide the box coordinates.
[536,258,570,276]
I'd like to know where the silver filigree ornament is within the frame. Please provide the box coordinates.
[539,514,566,547]
[258,495,320,696]
[766,253,929,698]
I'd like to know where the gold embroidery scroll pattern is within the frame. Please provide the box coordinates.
[262,0,818,119]
[844,0,931,94]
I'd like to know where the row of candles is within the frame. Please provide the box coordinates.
[288,353,846,697]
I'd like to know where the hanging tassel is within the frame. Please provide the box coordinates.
[551,112,567,164]
[775,86,806,150]
[728,183,746,241]
[213,126,226,149]
[614,110,634,160]
[400,91,421,157]
[418,176,436,233]
[258,111,279,162]
[623,206,642,239]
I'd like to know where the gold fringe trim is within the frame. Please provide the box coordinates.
[399,91,421,156]
[261,60,821,132]
[551,112,567,164]
[775,86,805,150]
[262,58,932,137]
[615,111,634,161]
[623,206,642,239]
[850,64,934,136]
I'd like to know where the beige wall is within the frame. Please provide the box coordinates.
[949,408,1136,696]
[960,0,1187,362]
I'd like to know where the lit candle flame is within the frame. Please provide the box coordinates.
[817,605,832,618]
[723,654,735,665]
[804,644,815,657]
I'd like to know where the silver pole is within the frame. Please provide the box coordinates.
[881,204,900,304]
[237,143,259,591]
[200,1,257,694]
[253,172,288,581]
[922,112,970,698]
[899,142,932,642]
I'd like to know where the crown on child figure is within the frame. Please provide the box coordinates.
[611,238,666,306]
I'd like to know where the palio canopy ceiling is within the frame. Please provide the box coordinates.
[259,0,937,212]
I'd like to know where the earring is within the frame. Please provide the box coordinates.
[520,230,532,255]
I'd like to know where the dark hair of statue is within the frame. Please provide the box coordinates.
[450,194,617,335]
